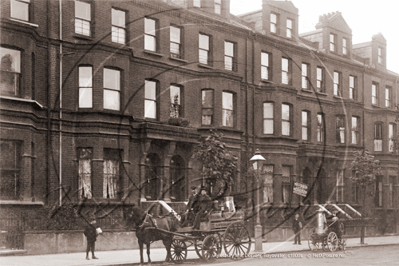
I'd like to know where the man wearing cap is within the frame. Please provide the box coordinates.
[192,187,213,230]
[84,218,99,260]
[180,186,199,227]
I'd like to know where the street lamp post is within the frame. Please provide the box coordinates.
[250,149,266,252]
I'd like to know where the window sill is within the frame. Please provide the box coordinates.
[144,50,163,57]
[9,18,38,28]
[0,96,44,108]
[301,89,312,93]
[73,34,93,41]
[169,56,188,63]
[261,79,272,84]
[0,200,44,205]
[333,95,343,99]
[316,92,328,97]
[198,63,213,69]
[103,108,122,114]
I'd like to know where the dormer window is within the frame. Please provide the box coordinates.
[286,19,293,38]
[193,0,201,7]
[330,34,336,52]
[378,47,383,64]
[270,13,278,34]
[343,38,348,55]
[214,0,221,14]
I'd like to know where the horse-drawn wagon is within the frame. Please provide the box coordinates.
[170,209,251,263]
[125,200,252,264]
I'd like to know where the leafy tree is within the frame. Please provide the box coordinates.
[194,130,237,198]
[350,149,381,244]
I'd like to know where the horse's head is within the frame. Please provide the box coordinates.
[124,205,146,227]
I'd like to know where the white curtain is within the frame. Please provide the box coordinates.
[78,148,92,199]
[263,165,274,203]
[103,160,119,198]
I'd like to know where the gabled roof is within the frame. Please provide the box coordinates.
[266,0,298,15]
[372,33,386,43]
[316,11,352,34]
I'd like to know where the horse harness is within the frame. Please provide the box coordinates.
[137,212,158,230]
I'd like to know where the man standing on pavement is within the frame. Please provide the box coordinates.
[192,187,213,230]
[180,186,199,227]
[292,213,302,245]
[84,218,99,260]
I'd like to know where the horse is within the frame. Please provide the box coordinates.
[124,205,179,264]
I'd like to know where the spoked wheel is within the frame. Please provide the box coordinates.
[170,239,187,263]
[213,233,223,257]
[202,235,219,263]
[308,237,321,252]
[327,232,339,252]
[194,238,204,259]
[223,222,251,260]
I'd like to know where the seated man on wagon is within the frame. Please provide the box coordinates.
[327,212,342,239]
[192,186,213,230]
[180,186,199,227]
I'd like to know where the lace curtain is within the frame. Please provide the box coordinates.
[103,160,119,198]
[262,165,274,203]
[78,148,92,199]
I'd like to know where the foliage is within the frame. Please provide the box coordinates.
[350,150,381,193]
[193,130,237,196]
[350,149,381,243]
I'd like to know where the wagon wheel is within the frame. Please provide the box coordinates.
[327,232,339,252]
[170,239,187,263]
[202,235,219,263]
[195,238,204,259]
[223,222,251,260]
[212,233,223,256]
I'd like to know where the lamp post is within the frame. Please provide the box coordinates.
[250,149,266,252]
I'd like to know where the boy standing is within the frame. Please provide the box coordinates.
[292,214,302,245]
[84,219,99,260]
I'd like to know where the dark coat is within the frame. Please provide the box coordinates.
[186,194,198,211]
[292,219,302,232]
[84,223,97,242]
[197,194,213,212]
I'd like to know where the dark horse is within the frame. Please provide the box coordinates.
[124,205,178,264]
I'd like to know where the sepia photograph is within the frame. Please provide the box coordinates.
[0,0,398,265]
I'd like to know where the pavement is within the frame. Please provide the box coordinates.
[0,235,398,266]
